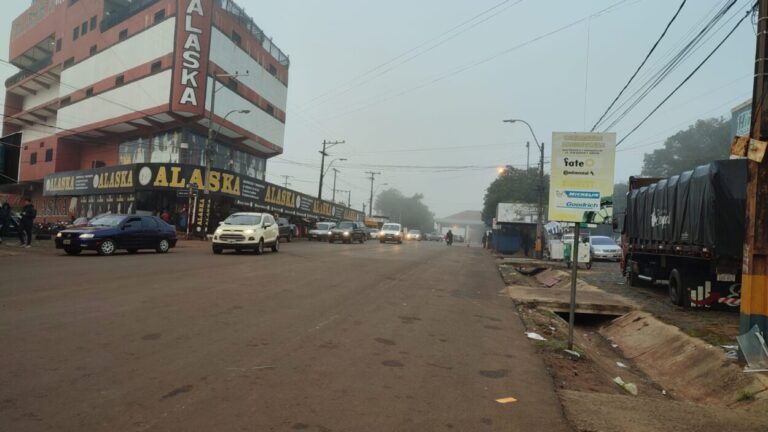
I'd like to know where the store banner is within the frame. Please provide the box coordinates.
[548,132,616,224]
[44,165,135,196]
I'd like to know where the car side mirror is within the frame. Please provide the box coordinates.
[264,223,272,228]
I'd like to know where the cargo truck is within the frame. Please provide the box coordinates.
[620,159,747,308]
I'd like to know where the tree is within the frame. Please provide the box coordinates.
[641,118,731,177]
[374,188,435,232]
[482,167,549,225]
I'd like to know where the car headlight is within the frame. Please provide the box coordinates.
[215,229,223,235]
[396,232,402,237]
[327,231,332,235]
[56,232,63,238]
[79,233,94,239]
[244,229,255,235]
[343,231,350,236]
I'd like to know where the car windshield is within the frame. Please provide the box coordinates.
[223,214,262,225]
[316,223,333,230]
[338,222,355,229]
[382,224,401,231]
[590,236,616,246]
[87,215,126,227]
[411,230,421,234]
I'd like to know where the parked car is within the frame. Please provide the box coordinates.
[55,214,177,256]
[308,222,336,241]
[277,217,296,242]
[329,221,367,244]
[380,223,403,244]
[406,229,423,241]
[426,232,443,242]
[589,236,621,261]
[212,212,279,255]
[367,228,380,240]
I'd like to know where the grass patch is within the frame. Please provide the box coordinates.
[738,391,755,402]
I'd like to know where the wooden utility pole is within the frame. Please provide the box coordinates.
[741,0,768,336]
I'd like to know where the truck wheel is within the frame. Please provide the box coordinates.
[668,269,687,307]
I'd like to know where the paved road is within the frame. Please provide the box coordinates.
[0,240,569,432]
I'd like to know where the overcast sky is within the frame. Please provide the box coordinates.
[0,0,756,218]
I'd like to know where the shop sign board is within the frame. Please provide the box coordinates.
[548,132,616,223]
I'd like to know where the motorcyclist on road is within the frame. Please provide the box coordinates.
[445,230,453,246]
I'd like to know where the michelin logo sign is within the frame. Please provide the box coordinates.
[556,190,601,210]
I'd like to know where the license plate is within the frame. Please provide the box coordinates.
[63,239,71,245]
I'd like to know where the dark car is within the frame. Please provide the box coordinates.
[277,217,296,242]
[55,214,177,256]
[328,221,367,244]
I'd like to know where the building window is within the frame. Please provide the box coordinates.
[90,45,97,55]
[115,75,125,86]
[56,38,62,52]
[151,61,162,73]
[268,64,277,76]
[91,160,106,168]
[63,57,75,68]
[119,29,128,41]
[60,97,71,107]
[39,142,45,148]
[45,149,53,162]
[81,22,88,36]
[266,103,274,115]
[73,26,79,40]
[30,152,37,165]
[90,16,97,31]
[86,87,94,97]
[232,31,241,46]
[154,9,166,23]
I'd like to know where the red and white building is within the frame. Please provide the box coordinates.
[1,0,289,220]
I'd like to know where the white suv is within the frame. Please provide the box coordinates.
[212,212,279,255]
[379,223,403,244]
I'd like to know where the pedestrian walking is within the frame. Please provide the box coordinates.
[19,198,36,248]
[482,231,488,249]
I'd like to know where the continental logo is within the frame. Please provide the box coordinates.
[146,166,241,196]
[264,185,296,207]
[45,176,75,192]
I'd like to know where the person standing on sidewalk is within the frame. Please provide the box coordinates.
[19,199,36,248]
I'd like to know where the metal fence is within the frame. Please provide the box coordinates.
[215,0,290,66]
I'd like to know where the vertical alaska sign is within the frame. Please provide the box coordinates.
[171,0,213,115]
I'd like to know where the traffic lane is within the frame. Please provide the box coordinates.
[0,240,568,431]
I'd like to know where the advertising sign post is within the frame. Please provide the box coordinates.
[549,132,616,350]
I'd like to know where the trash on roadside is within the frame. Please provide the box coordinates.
[725,350,739,361]
[525,332,546,341]
[616,361,627,368]
[495,397,518,404]
[611,343,619,349]
[721,344,738,350]
[564,349,581,359]
[613,376,638,396]
[662,389,667,396]
[736,325,768,372]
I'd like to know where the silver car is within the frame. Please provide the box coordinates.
[589,236,621,261]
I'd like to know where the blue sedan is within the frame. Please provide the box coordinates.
[55,214,177,256]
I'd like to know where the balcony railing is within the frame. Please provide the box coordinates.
[100,0,160,32]
[5,56,53,88]
[215,0,290,67]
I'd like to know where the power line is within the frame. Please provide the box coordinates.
[591,0,687,131]
[616,5,755,147]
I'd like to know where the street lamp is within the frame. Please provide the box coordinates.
[322,158,346,202]
[503,119,545,259]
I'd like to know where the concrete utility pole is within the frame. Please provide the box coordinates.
[526,141,530,171]
[366,171,381,217]
[281,175,292,188]
[741,0,768,336]
[332,168,339,202]
[318,140,344,200]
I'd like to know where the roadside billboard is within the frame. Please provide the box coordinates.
[548,132,616,224]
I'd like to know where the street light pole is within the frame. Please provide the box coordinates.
[332,168,339,202]
[318,140,344,200]
[504,119,545,259]
[366,171,381,217]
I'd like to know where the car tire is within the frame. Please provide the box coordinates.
[255,239,264,255]
[127,249,138,254]
[98,239,116,256]
[212,246,222,254]
[272,239,279,253]
[156,239,170,253]
[668,269,687,307]
[64,248,81,256]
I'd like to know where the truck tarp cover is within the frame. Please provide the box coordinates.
[626,159,747,258]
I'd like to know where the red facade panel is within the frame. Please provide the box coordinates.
[170,0,214,115]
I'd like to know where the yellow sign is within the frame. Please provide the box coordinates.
[548,132,615,223]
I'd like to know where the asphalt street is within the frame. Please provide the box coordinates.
[0,239,569,432]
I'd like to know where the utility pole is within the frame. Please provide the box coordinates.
[318,140,344,200]
[538,141,545,257]
[366,171,381,217]
[362,202,366,215]
[526,141,530,171]
[347,190,351,208]
[281,175,292,188]
[741,0,768,336]
[332,168,339,202]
